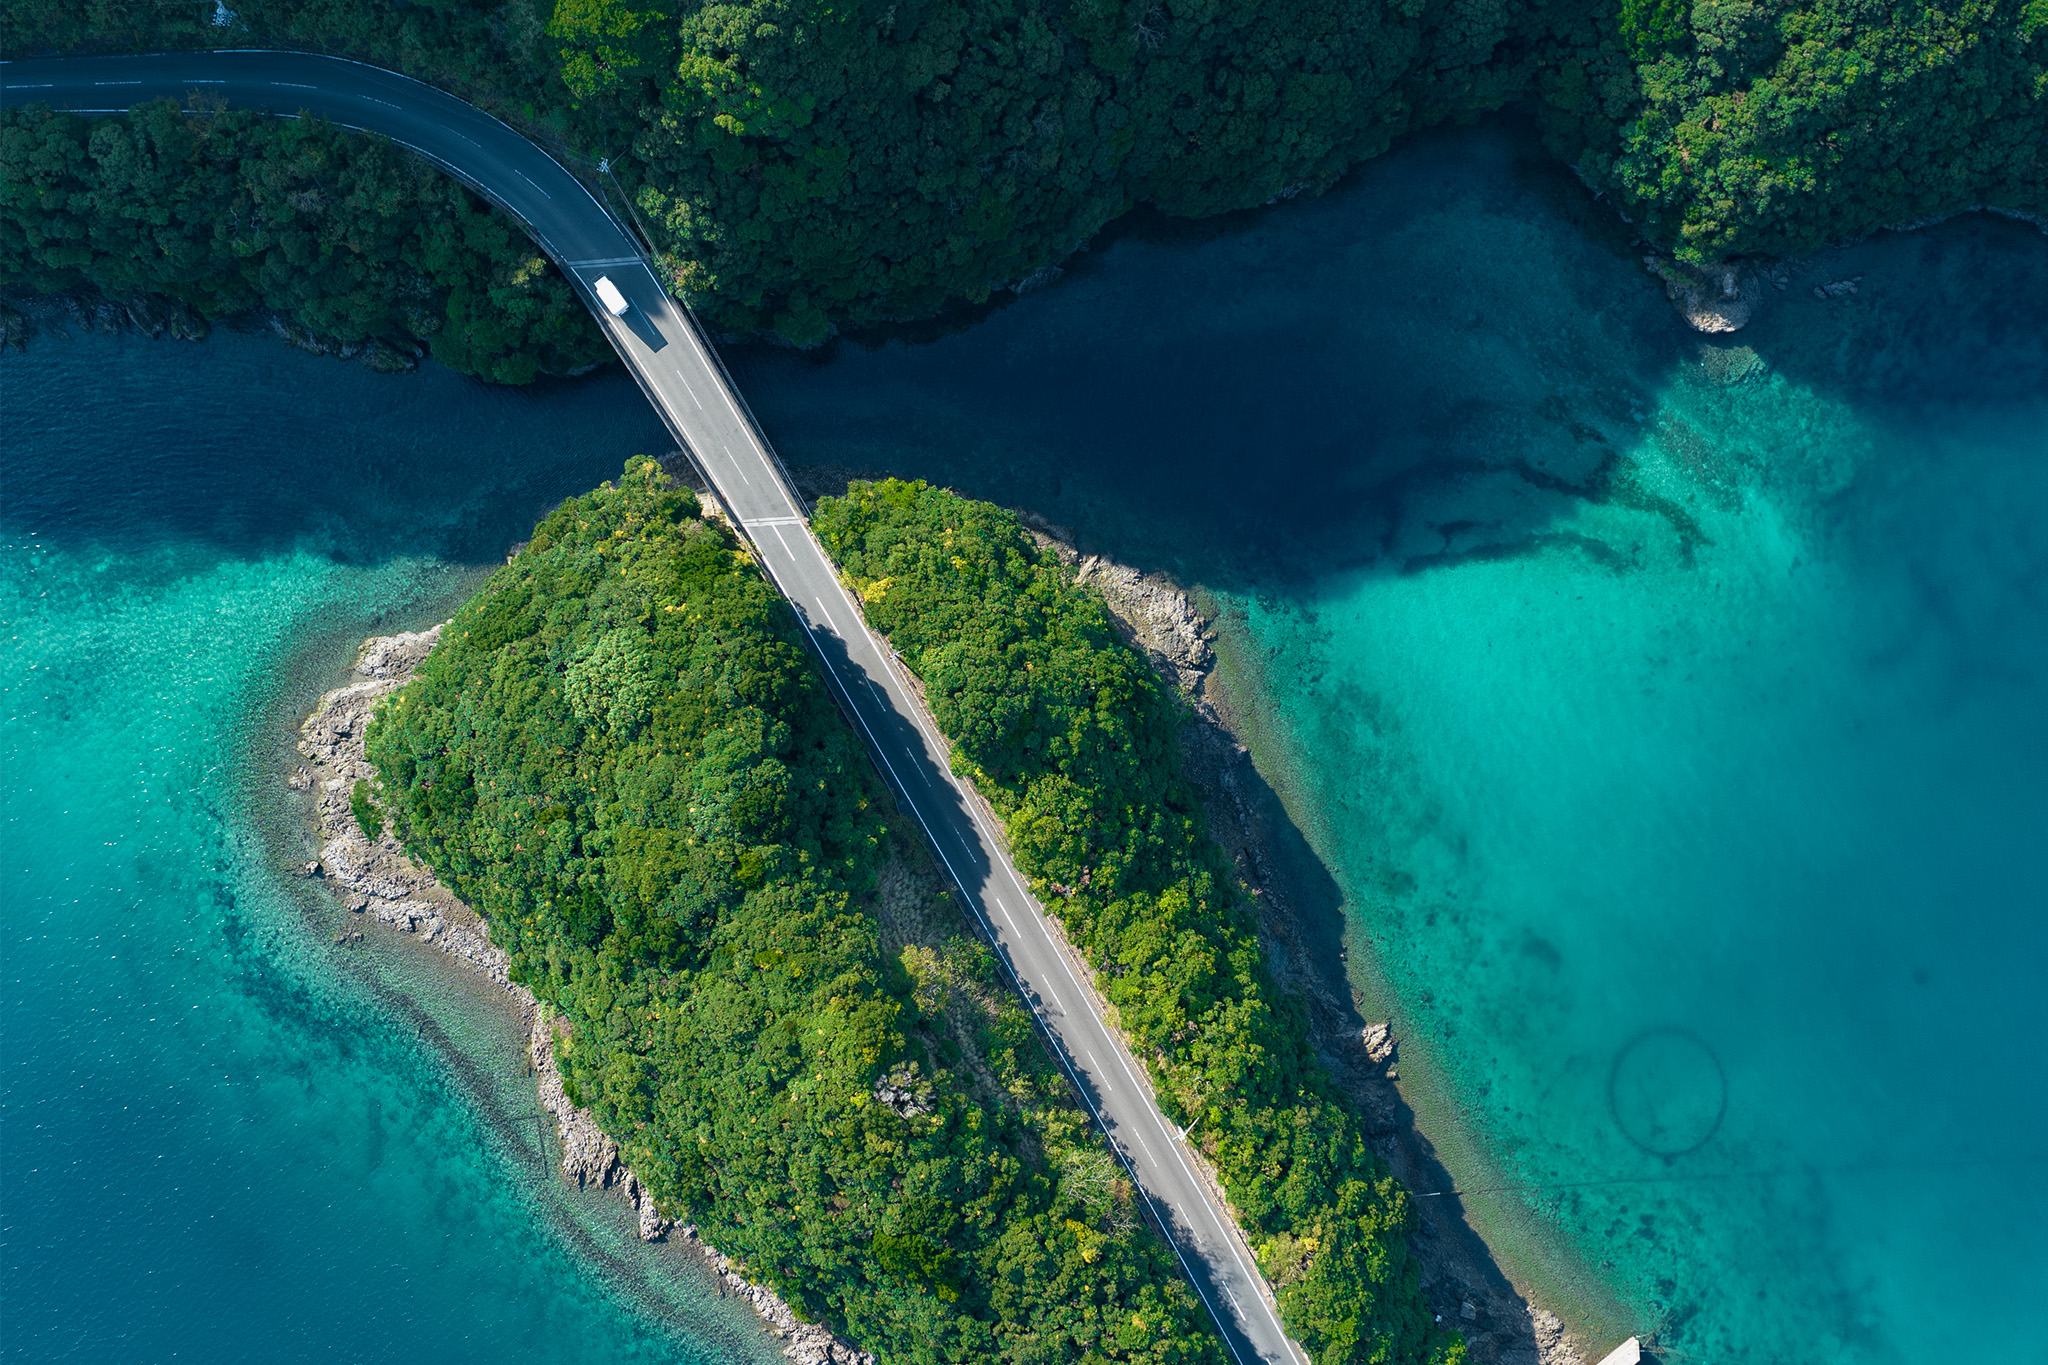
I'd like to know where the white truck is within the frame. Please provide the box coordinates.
[592,275,630,317]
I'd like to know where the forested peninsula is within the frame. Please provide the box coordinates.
[6,0,2043,368]
[812,480,1441,1363]
[355,460,1463,1363]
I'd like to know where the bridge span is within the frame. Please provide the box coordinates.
[3,50,1302,1365]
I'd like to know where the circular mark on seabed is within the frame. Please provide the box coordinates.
[1608,1027,1727,1157]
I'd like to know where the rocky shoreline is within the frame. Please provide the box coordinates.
[292,502,1585,1365]
[1,286,427,372]
[291,626,872,1365]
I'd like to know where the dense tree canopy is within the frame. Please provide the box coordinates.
[362,463,1469,1360]
[5,0,2040,361]
[364,460,1238,1363]
[0,99,607,381]
[1543,0,2048,260]
[814,480,1464,1365]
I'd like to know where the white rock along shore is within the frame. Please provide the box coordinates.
[292,625,872,1365]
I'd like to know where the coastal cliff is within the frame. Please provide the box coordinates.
[293,626,873,1365]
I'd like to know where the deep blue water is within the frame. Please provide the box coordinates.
[6,115,2044,1362]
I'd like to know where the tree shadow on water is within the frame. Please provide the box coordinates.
[2,325,667,570]
[728,114,1703,603]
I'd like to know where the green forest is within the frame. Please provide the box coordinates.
[5,0,2042,362]
[0,99,608,382]
[812,479,1455,1365]
[360,461,1466,1361]
[362,460,1243,1365]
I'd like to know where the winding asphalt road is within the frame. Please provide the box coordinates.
[3,50,1302,1365]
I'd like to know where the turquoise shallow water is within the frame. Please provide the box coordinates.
[6,113,2044,1362]
[723,118,2048,1361]
[2,332,779,1361]
[1232,363,2048,1358]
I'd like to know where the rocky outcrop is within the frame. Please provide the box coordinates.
[530,1010,621,1192]
[1531,1310,1586,1365]
[688,1237,876,1365]
[1642,256,1788,333]
[871,1061,936,1119]
[1,288,210,350]
[297,628,869,1365]
[1361,1020,1398,1068]
[267,314,421,372]
[1022,523,1214,694]
[293,625,509,982]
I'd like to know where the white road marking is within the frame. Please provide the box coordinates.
[67,52,1295,1355]
[947,777,1288,1355]
[714,421,1286,1365]
[94,80,142,86]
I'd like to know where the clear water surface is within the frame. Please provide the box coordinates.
[2,333,781,1362]
[726,118,2048,1362]
[6,114,2043,1363]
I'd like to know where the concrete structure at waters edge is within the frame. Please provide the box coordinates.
[3,51,1304,1365]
